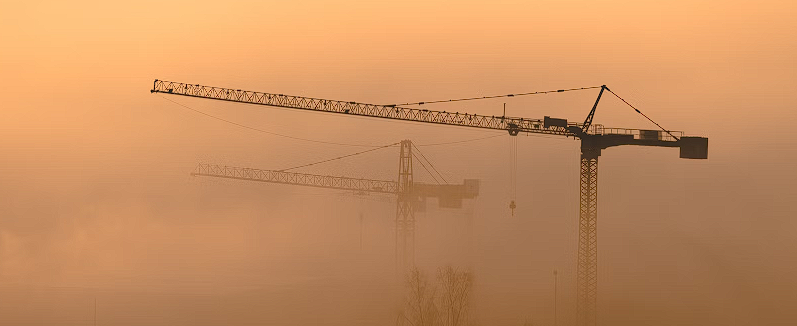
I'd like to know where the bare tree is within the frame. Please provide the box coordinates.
[399,267,439,326]
[437,266,473,326]
[398,266,474,326]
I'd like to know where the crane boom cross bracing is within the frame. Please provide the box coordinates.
[153,79,708,326]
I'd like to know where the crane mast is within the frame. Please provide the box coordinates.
[396,140,414,269]
[153,79,707,326]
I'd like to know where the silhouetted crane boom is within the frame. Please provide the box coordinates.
[192,163,479,206]
[151,80,692,148]
[193,163,398,194]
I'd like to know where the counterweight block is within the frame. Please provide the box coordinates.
[679,137,709,159]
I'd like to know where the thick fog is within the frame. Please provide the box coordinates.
[1,1,796,325]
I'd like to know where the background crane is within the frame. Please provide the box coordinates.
[152,79,708,326]
[190,139,480,271]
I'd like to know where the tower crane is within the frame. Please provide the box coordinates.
[152,80,708,326]
[190,140,479,271]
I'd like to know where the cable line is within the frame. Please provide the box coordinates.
[412,144,448,184]
[278,142,400,172]
[159,95,386,148]
[412,152,442,185]
[390,86,602,106]
[161,95,510,148]
[604,88,680,141]
[509,134,518,217]
[416,133,504,146]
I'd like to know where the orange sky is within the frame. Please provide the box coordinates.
[1,1,796,325]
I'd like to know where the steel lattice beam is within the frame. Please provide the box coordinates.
[396,140,415,271]
[577,155,599,326]
[192,164,398,194]
[151,80,684,142]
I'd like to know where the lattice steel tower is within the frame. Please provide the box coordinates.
[396,140,415,270]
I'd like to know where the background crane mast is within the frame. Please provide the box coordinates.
[152,79,708,326]
[190,139,479,271]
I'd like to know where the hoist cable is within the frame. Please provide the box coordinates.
[510,136,517,199]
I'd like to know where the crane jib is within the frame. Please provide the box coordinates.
[192,164,480,206]
[152,79,702,155]
[153,79,581,137]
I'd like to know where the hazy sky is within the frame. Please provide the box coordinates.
[1,1,796,325]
